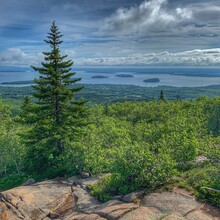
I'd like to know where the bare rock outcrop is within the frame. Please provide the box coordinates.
[141,192,200,216]
[0,176,219,220]
[0,180,77,220]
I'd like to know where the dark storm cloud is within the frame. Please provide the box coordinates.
[0,0,143,26]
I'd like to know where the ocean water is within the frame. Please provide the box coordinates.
[1,67,220,87]
[0,71,38,83]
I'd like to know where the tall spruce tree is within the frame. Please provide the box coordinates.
[22,22,86,173]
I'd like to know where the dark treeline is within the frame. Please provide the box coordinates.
[2,84,220,105]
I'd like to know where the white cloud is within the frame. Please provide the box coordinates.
[75,48,220,66]
[2,47,220,67]
[0,48,42,66]
[102,0,193,35]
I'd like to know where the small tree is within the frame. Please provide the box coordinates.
[159,90,166,101]
[22,21,86,174]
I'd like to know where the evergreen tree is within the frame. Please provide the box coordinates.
[159,90,165,101]
[20,96,31,116]
[22,22,86,173]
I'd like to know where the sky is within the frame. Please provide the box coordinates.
[1,0,220,67]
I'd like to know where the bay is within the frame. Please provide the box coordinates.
[1,67,220,87]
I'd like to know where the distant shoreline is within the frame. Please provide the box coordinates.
[0,70,25,72]
[170,73,220,77]
[1,81,220,89]
[1,80,35,85]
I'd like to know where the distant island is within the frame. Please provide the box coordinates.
[91,76,109,79]
[1,80,34,85]
[143,78,160,83]
[171,73,220,77]
[115,74,134,78]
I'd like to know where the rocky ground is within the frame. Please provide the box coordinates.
[0,176,219,220]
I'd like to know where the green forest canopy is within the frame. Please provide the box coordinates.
[0,98,220,205]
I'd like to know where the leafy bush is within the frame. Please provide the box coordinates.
[185,163,220,206]
[89,175,113,202]
[0,173,30,191]
[110,144,176,194]
[198,187,220,207]
[89,144,176,200]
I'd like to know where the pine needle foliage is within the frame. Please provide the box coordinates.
[22,21,86,174]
